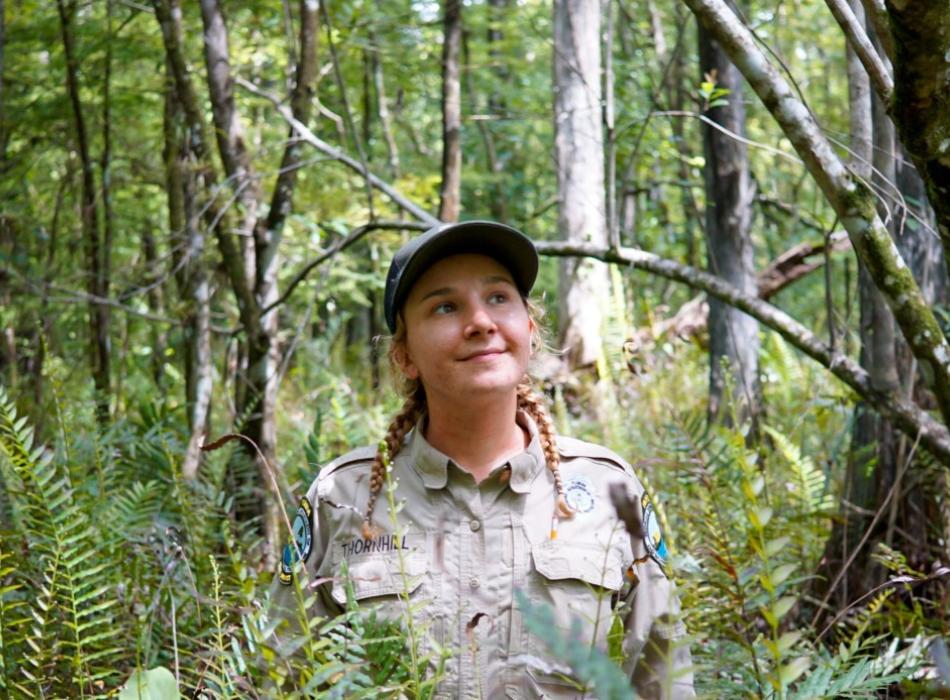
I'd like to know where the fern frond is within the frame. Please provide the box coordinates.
[763,424,834,512]
[0,385,123,696]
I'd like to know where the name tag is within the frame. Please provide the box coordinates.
[341,533,411,558]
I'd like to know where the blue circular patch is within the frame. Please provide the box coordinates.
[641,493,668,568]
[279,497,313,585]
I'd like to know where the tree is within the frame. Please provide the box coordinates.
[683,0,950,610]
[152,0,319,562]
[57,0,111,426]
[439,0,462,223]
[698,14,760,424]
[553,0,610,369]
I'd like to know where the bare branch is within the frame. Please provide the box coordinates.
[535,240,950,465]
[261,220,428,316]
[823,0,893,105]
[858,0,894,61]
[237,77,440,227]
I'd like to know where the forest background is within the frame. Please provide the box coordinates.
[2,0,950,696]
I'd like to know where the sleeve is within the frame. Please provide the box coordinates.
[262,479,342,658]
[622,557,695,699]
[617,484,695,699]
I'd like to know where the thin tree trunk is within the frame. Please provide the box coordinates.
[825,0,882,607]
[698,15,760,425]
[478,1,508,222]
[242,0,320,562]
[162,59,213,481]
[462,30,505,223]
[368,20,400,178]
[439,0,462,222]
[57,0,110,426]
[141,223,167,387]
[554,0,609,368]
[100,0,115,401]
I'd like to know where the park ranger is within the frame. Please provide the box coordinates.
[268,221,694,699]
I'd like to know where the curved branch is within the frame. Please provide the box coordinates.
[534,240,950,465]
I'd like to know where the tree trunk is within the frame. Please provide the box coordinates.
[886,0,950,273]
[698,17,760,425]
[553,0,609,368]
[141,223,167,388]
[368,13,400,178]
[162,60,213,482]
[438,0,462,222]
[57,0,110,426]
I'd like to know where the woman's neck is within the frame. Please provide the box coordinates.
[423,393,526,483]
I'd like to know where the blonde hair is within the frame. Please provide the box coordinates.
[361,298,573,539]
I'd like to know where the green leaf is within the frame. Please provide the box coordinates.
[778,656,810,687]
[770,563,797,588]
[118,667,180,700]
[777,630,802,653]
[766,536,791,557]
[771,596,797,623]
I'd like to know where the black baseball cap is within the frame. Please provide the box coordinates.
[384,220,539,332]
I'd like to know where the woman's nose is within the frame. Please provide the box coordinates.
[464,304,496,336]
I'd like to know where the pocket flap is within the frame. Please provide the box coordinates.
[331,552,426,605]
[532,540,624,591]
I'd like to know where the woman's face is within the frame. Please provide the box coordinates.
[397,253,534,403]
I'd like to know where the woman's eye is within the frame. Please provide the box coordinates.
[488,292,509,304]
[433,302,455,315]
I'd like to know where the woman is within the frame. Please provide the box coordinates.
[270,221,694,699]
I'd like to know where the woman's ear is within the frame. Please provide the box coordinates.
[392,341,420,380]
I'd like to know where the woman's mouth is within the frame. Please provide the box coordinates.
[459,348,505,361]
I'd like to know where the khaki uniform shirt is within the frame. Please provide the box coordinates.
[268,413,694,699]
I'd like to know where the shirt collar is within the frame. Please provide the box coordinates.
[407,410,547,493]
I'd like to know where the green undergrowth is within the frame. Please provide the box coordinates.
[0,330,947,697]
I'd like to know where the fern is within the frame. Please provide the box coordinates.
[763,425,834,512]
[0,535,27,694]
[0,385,123,696]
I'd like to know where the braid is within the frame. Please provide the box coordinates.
[517,380,574,521]
[362,388,425,539]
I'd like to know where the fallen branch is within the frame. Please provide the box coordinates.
[534,240,950,465]
[632,232,851,346]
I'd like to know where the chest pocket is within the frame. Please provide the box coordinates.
[330,550,427,606]
[519,539,625,696]
[532,539,625,591]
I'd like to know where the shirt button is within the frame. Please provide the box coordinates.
[470,519,481,532]
[469,577,480,589]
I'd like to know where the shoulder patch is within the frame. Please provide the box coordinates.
[279,497,314,585]
[318,445,377,481]
[641,492,669,573]
[556,436,635,477]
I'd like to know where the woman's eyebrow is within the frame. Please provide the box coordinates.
[483,274,515,285]
[419,286,455,302]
